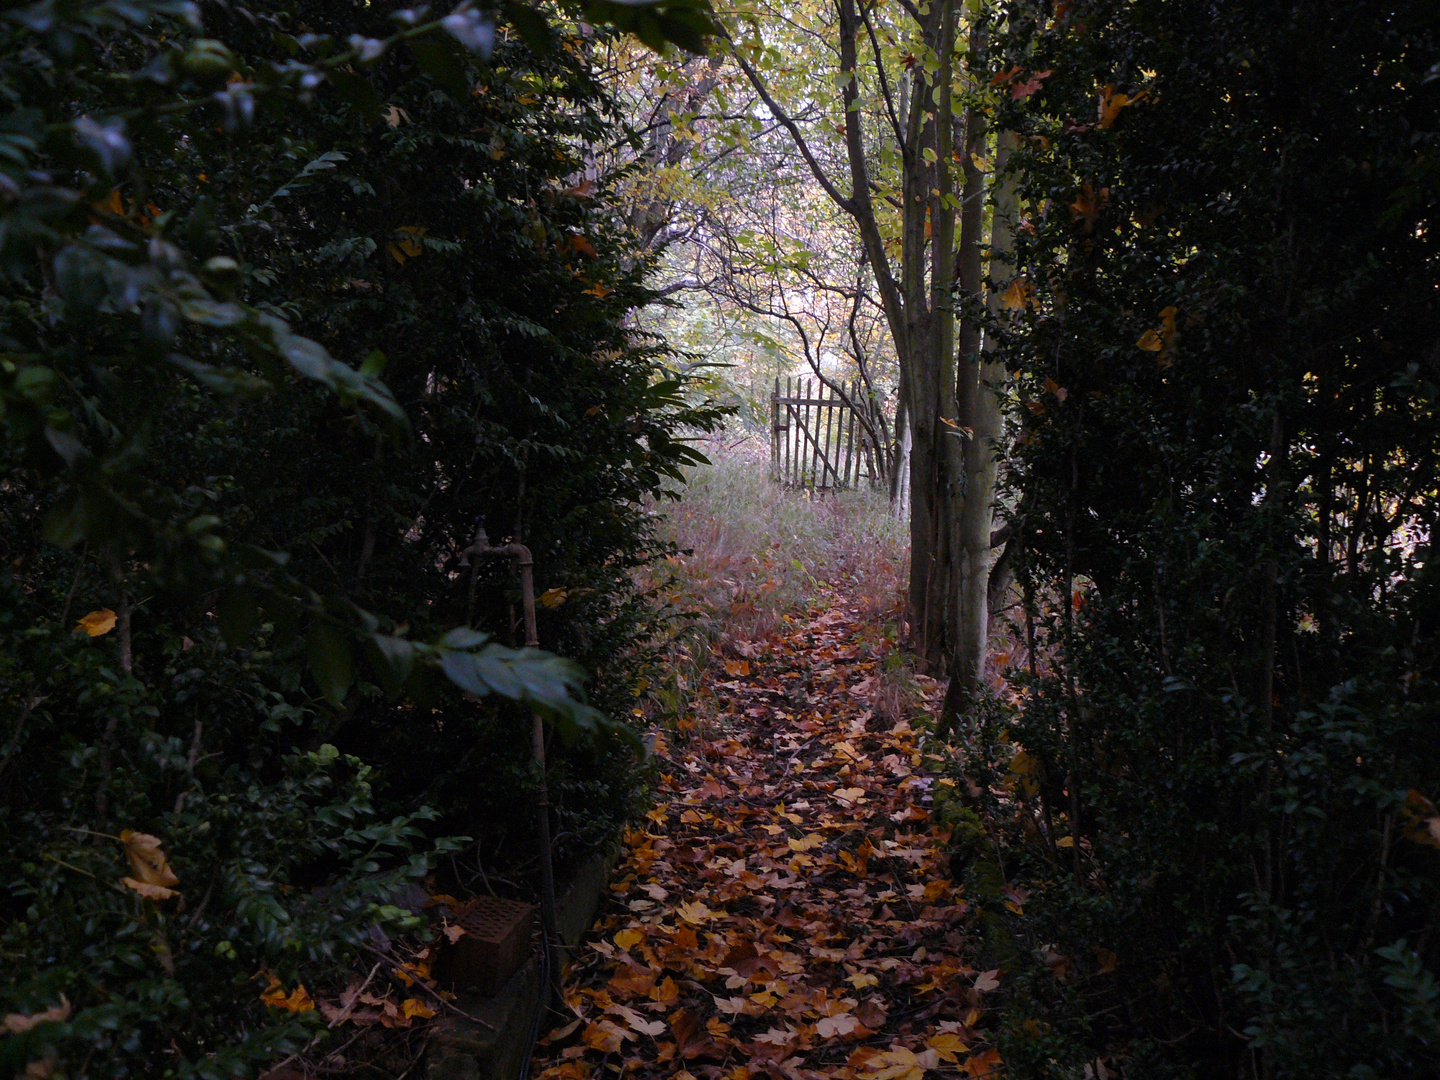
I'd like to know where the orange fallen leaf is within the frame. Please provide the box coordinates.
[75,609,117,637]
[260,973,315,1014]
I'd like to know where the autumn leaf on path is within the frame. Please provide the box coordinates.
[527,592,995,1080]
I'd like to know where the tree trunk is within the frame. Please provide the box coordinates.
[953,129,1016,699]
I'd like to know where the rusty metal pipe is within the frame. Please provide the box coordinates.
[462,526,558,1004]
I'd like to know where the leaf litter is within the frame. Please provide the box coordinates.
[531,593,1003,1080]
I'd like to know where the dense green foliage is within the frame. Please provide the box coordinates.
[951,2,1440,1077]
[0,1,720,1075]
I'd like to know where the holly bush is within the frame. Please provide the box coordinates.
[955,2,1440,1077]
[0,0,721,1075]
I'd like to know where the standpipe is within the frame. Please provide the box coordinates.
[461,526,559,1003]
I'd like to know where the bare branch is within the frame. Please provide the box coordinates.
[859,1,907,155]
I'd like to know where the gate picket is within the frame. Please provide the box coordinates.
[770,376,885,491]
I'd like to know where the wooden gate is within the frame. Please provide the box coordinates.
[770,376,884,491]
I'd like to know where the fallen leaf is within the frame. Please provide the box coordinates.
[1097,84,1132,128]
[1000,278,1034,311]
[401,998,436,1019]
[1070,183,1109,231]
[3,997,71,1035]
[1011,69,1053,101]
[119,830,179,899]
[582,1019,630,1053]
[973,969,1001,993]
[816,1013,858,1037]
[963,1047,1005,1076]
[260,973,315,1014]
[75,609,116,637]
[676,901,715,924]
[859,1045,928,1080]
[926,1032,969,1061]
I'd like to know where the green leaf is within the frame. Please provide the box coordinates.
[366,634,415,696]
[407,35,471,99]
[217,586,260,646]
[307,623,354,706]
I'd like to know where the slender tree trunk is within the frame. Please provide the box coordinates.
[953,129,1016,698]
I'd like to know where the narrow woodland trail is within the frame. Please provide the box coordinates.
[530,593,1004,1080]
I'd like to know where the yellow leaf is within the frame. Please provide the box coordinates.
[999,278,1033,311]
[539,587,568,609]
[76,609,117,637]
[388,242,408,265]
[846,972,879,989]
[859,1046,926,1080]
[614,927,645,949]
[582,1019,628,1053]
[394,226,425,258]
[120,830,179,891]
[723,659,750,677]
[260,973,316,1013]
[401,998,437,1019]
[677,900,715,924]
[1097,84,1131,128]
[1137,328,1164,351]
[926,1032,969,1062]
[1056,835,1075,848]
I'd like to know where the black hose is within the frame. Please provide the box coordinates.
[516,927,552,1080]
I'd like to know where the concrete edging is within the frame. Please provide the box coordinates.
[425,843,620,1080]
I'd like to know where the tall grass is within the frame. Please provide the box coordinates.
[637,435,911,722]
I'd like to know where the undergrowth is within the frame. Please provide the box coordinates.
[637,436,911,726]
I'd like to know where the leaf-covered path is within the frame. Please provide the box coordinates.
[531,595,1003,1080]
